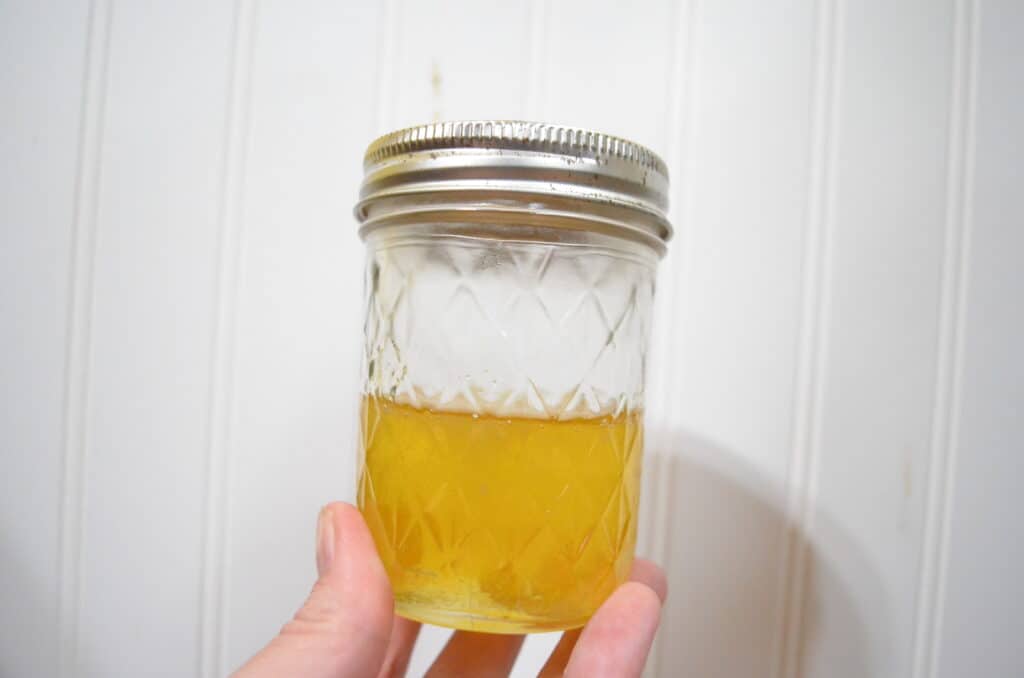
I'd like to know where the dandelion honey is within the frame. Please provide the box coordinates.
[357,395,643,632]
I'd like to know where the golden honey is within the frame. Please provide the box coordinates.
[357,395,643,633]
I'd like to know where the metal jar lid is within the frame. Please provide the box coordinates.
[355,120,672,255]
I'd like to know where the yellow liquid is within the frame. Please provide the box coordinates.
[357,396,643,633]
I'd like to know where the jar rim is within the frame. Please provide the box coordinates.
[355,121,672,256]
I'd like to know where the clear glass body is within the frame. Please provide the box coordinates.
[357,224,657,633]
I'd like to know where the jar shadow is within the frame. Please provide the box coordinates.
[644,431,887,678]
[0,527,97,676]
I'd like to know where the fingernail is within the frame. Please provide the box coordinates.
[316,506,335,577]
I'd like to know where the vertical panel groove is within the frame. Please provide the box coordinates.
[523,0,549,120]
[637,0,688,564]
[910,1,978,676]
[647,0,699,674]
[774,1,844,676]
[57,1,113,675]
[198,1,258,676]
[373,0,400,134]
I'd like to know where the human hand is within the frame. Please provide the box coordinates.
[234,502,666,678]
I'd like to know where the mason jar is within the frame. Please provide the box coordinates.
[354,121,671,633]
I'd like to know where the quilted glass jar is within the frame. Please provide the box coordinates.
[354,121,671,633]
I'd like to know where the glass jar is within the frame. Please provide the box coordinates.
[354,121,671,633]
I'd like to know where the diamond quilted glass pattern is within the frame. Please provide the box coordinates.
[358,234,654,632]
[363,238,654,418]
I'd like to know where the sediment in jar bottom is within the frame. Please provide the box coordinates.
[357,395,643,633]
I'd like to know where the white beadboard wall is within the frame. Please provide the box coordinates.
[1,1,1021,677]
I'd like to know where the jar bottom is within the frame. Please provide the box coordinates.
[359,396,643,635]
[395,599,591,634]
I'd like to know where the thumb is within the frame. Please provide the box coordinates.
[233,502,394,678]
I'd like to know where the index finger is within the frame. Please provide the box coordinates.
[563,582,662,677]
[538,559,666,678]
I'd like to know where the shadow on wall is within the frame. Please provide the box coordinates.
[648,431,888,678]
[0,528,89,677]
